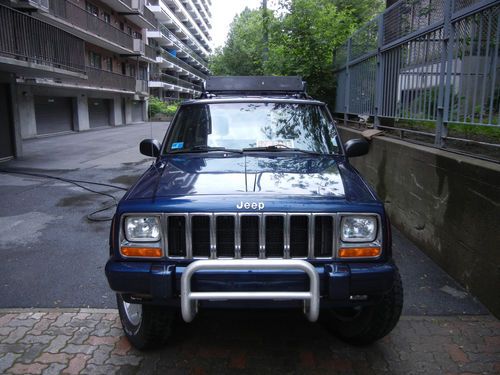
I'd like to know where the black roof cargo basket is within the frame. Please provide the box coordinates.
[202,76,309,98]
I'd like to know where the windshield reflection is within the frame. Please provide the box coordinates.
[165,102,340,154]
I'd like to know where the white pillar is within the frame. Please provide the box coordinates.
[124,98,133,124]
[110,97,123,126]
[17,87,36,139]
[74,94,89,131]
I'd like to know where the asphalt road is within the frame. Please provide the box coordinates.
[0,122,488,316]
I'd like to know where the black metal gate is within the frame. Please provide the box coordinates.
[0,83,14,160]
[88,98,110,128]
[34,96,73,135]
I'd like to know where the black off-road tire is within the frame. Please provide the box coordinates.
[323,268,403,345]
[116,294,176,350]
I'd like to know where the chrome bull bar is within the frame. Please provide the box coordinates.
[180,259,320,322]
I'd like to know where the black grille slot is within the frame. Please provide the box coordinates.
[241,216,260,257]
[167,216,186,256]
[192,216,210,257]
[216,216,235,257]
[265,216,284,257]
[314,216,333,257]
[290,216,309,258]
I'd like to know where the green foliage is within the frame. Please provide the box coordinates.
[209,0,383,105]
[149,97,179,117]
[209,8,275,76]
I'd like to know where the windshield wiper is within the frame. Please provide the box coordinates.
[242,146,326,156]
[169,145,243,154]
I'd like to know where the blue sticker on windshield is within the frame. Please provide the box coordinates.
[171,142,184,150]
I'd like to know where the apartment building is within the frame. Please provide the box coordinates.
[0,0,211,160]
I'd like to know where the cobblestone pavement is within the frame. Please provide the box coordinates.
[0,309,499,374]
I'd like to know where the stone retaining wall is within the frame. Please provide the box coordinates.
[338,126,500,318]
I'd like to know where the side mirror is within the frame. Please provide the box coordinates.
[344,138,369,157]
[140,139,161,157]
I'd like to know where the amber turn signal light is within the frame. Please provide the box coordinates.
[338,247,381,258]
[121,247,162,258]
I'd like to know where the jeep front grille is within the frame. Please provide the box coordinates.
[165,213,337,259]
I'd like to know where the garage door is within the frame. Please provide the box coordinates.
[88,98,110,128]
[0,84,14,160]
[131,100,144,123]
[35,96,73,135]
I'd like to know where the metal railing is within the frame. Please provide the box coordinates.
[176,76,202,91]
[158,49,207,80]
[136,79,148,93]
[0,4,85,74]
[48,0,134,51]
[142,5,157,28]
[147,0,209,54]
[145,43,157,60]
[17,0,50,10]
[86,67,135,92]
[157,23,209,71]
[333,0,500,157]
[149,72,202,91]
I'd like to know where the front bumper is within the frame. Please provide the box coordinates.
[105,259,396,309]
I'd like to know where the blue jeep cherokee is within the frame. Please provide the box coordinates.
[105,76,403,349]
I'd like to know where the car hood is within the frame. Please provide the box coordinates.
[125,154,375,202]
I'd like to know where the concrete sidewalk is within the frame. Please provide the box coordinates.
[0,309,499,374]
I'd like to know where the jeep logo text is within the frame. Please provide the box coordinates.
[236,201,265,210]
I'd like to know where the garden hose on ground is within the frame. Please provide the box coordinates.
[0,168,128,222]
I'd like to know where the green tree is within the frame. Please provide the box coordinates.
[330,0,384,25]
[266,0,356,104]
[209,0,383,105]
[210,8,277,76]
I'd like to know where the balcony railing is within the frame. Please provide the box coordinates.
[150,72,177,85]
[136,79,148,93]
[142,5,157,27]
[48,0,134,51]
[158,24,208,70]
[176,76,202,91]
[0,4,85,74]
[86,67,135,92]
[145,43,157,61]
[158,49,206,80]
[150,72,202,91]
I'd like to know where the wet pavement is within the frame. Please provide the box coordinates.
[0,123,499,374]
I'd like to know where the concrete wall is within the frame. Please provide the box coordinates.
[338,127,500,318]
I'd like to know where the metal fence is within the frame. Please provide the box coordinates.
[49,0,134,51]
[0,4,85,74]
[333,0,500,156]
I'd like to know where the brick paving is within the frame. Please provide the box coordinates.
[0,309,499,374]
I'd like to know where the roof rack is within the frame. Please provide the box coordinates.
[201,76,310,98]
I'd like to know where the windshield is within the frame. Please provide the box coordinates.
[164,102,340,154]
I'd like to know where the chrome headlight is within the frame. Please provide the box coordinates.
[340,216,377,243]
[125,216,161,242]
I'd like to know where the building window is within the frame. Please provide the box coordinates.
[119,22,124,31]
[103,12,111,23]
[103,57,112,72]
[86,2,98,16]
[133,31,142,39]
[129,65,136,78]
[89,51,102,69]
[127,26,132,35]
